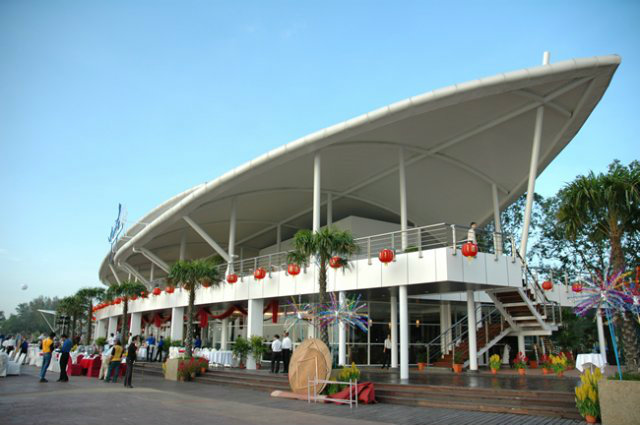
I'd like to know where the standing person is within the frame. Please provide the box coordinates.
[281,332,292,374]
[39,332,55,383]
[194,335,202,349]
[270,335,282,374]
[123,336,138,388]
[127,332,133,346]
[98,343,112,380]
[19,338,29,364]
[105,340,123,383]
[107,333,115,346]
[382,334,392,369]
[467,222,478,245]
[57,335,72,382]
[154,336,164,362]
[145,334,156,362]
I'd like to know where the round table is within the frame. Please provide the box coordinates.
[210,350,233,366]
[576,353,606,372]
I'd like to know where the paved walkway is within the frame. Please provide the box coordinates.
[0,366,583,425]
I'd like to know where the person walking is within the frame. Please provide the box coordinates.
[98,343,112,380]
[57,335,72,382]
[154,336,164,362]
[123,336,138,388]
[281,332,292,373]
[270,335,282,374]
[39,332,55,383]
[381,334,392,369]
[145,334,156,362]
[105,340,124,383]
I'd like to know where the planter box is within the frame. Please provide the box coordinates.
[164,358,181,381]
[599,379,640,425]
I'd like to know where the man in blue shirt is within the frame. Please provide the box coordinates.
[57,334,73,382]
[145,335,156,362]
[154,336,164,362]
[194,335,202,349]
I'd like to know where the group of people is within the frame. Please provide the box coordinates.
[0,334,29,360]
[98,336,138,387]
[269,332,292,374]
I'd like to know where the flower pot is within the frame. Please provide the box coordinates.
[238,363,246,369]
[542,368,549,375]
[584,415,596,424]
[518,368,526,376]
[529,361,538,369]
[490,368,498,375]
[200,367,206,374]
[417,362,426,371]
[452,364,463,374]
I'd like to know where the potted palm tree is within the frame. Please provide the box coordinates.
[106,280,147,345]
[249,336,267,369]
[233,336,251,368]
[168,258,221,358]
[76,287,105,345]
[287,227,357,345]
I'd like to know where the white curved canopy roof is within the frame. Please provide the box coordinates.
[100,54,620,285]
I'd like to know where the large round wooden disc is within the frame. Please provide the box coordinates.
[288,338,332,394]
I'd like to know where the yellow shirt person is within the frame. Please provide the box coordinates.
[42,337,53,353]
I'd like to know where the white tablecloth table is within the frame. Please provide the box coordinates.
[209,350,233,366]
[576,353,606,372]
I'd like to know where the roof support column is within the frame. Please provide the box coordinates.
[246,298,264,369]
[327,193,333,226]
[399,284,409,380]
[276,225,282,252]
[491,183,503,255]
[227,198,237,275]
[183,215,231,262]
[135,247,170,273]
[120,262,150,286]
[313,153,321,233]
[170,307,184,342]
[149,263,155,282]
[109,264,122,285]
[399,148,408,251]
[520,52,550,259]
[390,288,398,368]
[179,231,187,261]
[466,290,478,371]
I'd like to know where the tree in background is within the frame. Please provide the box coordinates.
[76,287,105,345]
[57,295,86,339]
[555,160,640,371]
[0,297,59,337]
[168,259,220,358]
[106,281,147,346]
[287,227,357,347]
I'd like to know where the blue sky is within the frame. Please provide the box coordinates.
[1,1,638,315]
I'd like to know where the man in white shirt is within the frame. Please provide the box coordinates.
[467,222,477,245]
[382,334,392,369]
[270,335,282,374]
[281,332,292,374]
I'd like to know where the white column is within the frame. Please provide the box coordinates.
[338,291,346,366]
[130,312,142,337]
[327,193,333,226]
[313,153,321,232]
[170,307,184,342]
[179,231,187,261]
[96,319,108,339]
[399,285,409,380]
[221,318,229,350]
[247,298,264,369]
[390,290,398,368]
[466,290,478,371]
[491,183,503,255]
[596,309,607,362]
[227,197,237,275]
[149,263,155,282]
[398,148,408,251]
[107,316,118,338]
[517,334,526,355]
[520,52,549,259]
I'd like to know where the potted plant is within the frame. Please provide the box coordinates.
[550,353,568,377]
[196,357,208,374]
[249,336,267,369]
[489,354,501,374]
[417,351,427,371]
[513,352,528,375]
[575,369,602,424]
[529,352,538,369]
[540,354,551,375]
[232,336,251,368]
[452,351,463,374]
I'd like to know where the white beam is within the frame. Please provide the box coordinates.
[313,153,321,232]
[120,262,149,286]
[512,90,571,118]
[183,215,231,262]
[108,263,122,285]
[399,148,408,251]
[227,198,237,274]
[135,247,170,274]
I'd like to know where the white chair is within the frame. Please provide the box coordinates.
[0,352,7,377]
[6,353,25,375]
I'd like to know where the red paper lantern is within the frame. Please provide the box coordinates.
[140,291,148,298]
[572,283,583,293]
[461,242,478,258]
[165,286,175,294]
[329,256,342,269]
[542,280,553,291]
[131,295,138,301]
[201,279,213,288]
[152,287,162,296]
[115,297,122,304]
[288,264,301,276]
[378,249,395,265]
[226,273,238,284]
[254,267,267,280]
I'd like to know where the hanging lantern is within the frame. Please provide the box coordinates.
[288,264,301,276]
[226,273,238,284]
[542,280,553,291]
[131,295,138,301]
[115,297,122,304]
[201,278,213,288]
[254,267,267,280]
[140,291,148,298]
[165,286,175,294]
[461,242,478,258]
[378,249,395,265]
[572,283,583,293]
[329,256,342,269]
[152,287,162,296]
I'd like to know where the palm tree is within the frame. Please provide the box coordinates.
[287,227,357,346]
[168,259,220,358]
[556,160,640,371]
[76,287,105,345]
[57,295,86,339]
[106,281,147,346]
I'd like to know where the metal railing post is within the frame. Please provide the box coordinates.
[391,233,395,251]
[451,224,457,255]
